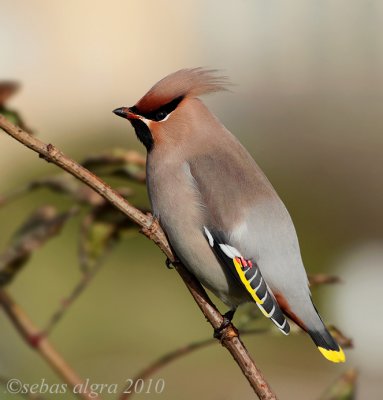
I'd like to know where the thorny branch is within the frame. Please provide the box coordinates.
[0,115,278,399]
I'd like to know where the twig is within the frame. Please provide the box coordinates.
[327,325,353,349]
[309,274,341,287]
[318,368,358,400]
[41,247,113,336]
[0,290,101,400]
[120,328,268,400]
[0,115,278,400]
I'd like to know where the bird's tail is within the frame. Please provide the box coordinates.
[285,298,346,363]
[307,323,345,363]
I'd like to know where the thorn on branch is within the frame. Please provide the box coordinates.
[27,332,44,348]
[39,143,59,163]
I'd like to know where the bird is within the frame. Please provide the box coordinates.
[113,68,345,363]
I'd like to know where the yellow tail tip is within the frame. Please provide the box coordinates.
[318,346,346,363]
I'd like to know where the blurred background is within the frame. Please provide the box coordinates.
[1,0,382,398]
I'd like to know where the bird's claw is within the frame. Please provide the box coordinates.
[213,308,238,341]
[165,258,174,269]
[165,255,181,269]
[214,317,231,339]
[214,319,239,342]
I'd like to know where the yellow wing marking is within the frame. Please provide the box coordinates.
[233,258,264,304]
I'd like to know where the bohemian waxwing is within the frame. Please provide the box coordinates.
[113,68,345,363]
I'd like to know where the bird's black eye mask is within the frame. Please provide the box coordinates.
[130,96,184,122]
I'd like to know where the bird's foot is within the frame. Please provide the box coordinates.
[165,257,174,269]
[165,252,181,269]
[214,308,238,341]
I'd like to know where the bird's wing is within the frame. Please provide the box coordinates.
[185,146,295,334]
[203,226,290,335]
[184,142,343,360]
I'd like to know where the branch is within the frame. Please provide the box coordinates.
[0,115,278,400]
[119,323,354,400]
[0,290,101,400]
[41,248,111,337]
[120,328,268,400]
[308,274,341,287]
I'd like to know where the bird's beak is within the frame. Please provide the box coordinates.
[113,107,140,120]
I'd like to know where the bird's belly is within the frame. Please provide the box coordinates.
[167,226,248,307]
[147,162,247,306]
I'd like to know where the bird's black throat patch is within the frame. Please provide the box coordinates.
[129,119,154,152]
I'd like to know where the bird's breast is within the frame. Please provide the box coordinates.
[146,155,205,234]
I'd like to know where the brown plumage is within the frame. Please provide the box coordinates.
[135,68,228,114]
[113,68,346,363]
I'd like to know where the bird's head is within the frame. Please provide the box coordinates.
[113,68,228,152]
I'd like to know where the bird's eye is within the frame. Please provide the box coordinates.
[155,111,168,121]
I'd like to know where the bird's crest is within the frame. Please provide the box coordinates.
[135,68,229,114]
